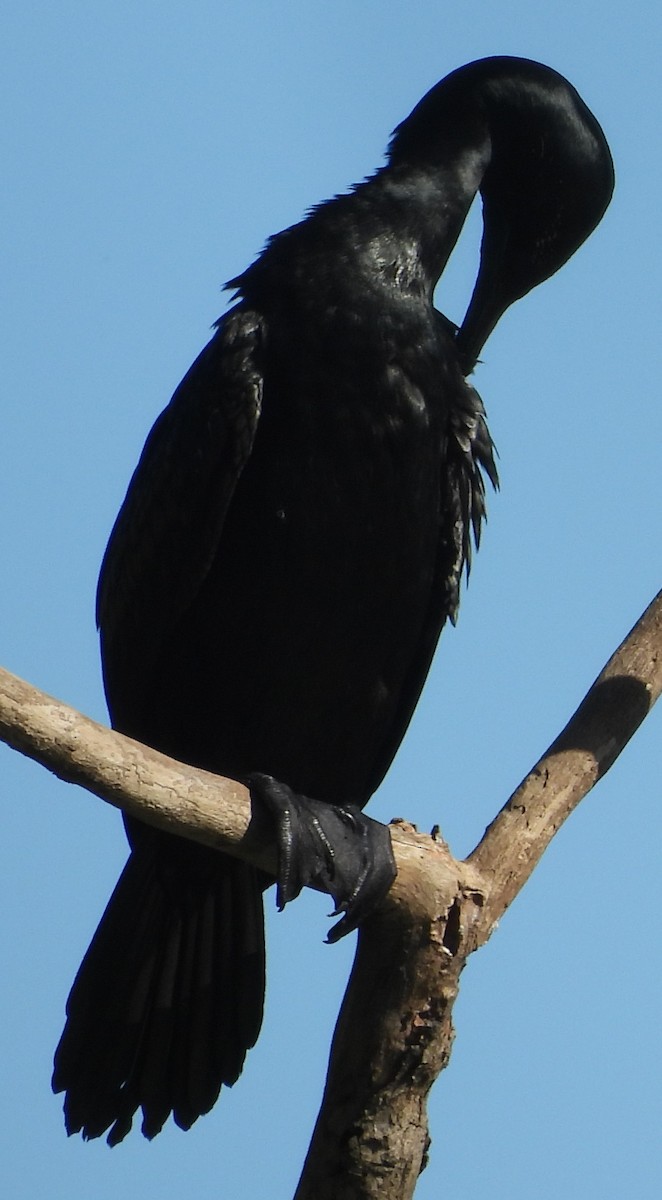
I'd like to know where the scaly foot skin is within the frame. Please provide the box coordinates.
[248,773,397,942]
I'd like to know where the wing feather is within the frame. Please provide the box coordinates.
[96,306,264,720]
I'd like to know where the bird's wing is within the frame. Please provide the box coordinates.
[96,306,264,722]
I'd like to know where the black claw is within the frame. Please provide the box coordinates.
[248,773,396,939]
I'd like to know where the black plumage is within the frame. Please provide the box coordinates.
[52,56,613,1143]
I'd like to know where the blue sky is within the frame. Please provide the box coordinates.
[1,3,660,1197]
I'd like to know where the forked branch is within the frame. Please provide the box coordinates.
[0,589,660,1199]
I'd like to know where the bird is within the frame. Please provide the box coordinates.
[52,56,614,1145]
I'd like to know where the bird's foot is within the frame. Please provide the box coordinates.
[248,774,396,942]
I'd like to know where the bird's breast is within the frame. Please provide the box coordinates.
[182,352,448,795]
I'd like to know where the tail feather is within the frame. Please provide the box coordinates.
[167,894,204,1132]
[54,853,166,1139]
[234,862,266,1042]
[173,880,221,1131]
[52,841,265,1144]
[130,903,186,1141]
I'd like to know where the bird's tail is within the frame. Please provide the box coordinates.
[52,839,265,1145]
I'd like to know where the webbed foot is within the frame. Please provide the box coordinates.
[248,774,396,942]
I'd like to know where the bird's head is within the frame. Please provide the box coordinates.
[390,57,614,374]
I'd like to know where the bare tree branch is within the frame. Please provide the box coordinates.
[467,587,662,942]
[0,666,276,874]
[0,589,660,1198]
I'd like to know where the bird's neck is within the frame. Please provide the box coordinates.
[346,146,489,295]
[235,145,489,310]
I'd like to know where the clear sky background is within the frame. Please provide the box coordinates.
[1,3,660,1197]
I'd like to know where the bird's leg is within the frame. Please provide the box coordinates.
[248,774,397,941]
